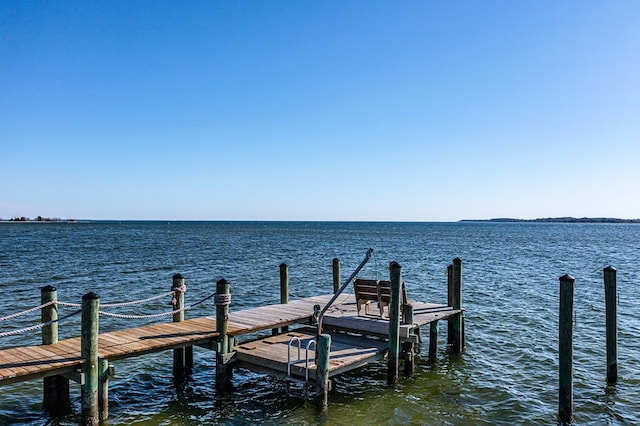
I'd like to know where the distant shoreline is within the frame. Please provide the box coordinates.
[460,217,640,224]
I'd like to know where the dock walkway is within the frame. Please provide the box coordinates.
[0,295,458,385]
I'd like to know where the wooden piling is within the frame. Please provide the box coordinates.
[273,264,289,335]
[558,274,575,424]
[315,333,331,407]
[387,261,402,386]
[172,274,191,377]
[41,285,70,414]
[604,266,618,384]
[279,263,289,304]
[98,358,109,421]
[332,258,340,293]
[450,258,464,354]
[447,264,454,346]
[215,278,232,387]
[402,303,415,374]
[429,321,439,361]
[81,292,100,426]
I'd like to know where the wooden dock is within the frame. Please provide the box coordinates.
[0,296,459,385]
[0,256,465,425]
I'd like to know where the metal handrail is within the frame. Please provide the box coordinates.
[316,248,373,339]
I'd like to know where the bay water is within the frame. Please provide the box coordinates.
[0,221,638,425]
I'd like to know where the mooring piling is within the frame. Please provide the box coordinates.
[98,358,109,421]
[603,266,618,384]
[447,264,454,346]
[81,292,100,426]
[450,258,464,354]
[273,264,290,335]
[314,333,331,407]
[558,274,575,424]
[429,321,439,361]
[387,261,402,386]
[280,263,289,305]
[41,285,70,415]
[215,278,233,388]
[332,258,340,294]
[172,273,192,377]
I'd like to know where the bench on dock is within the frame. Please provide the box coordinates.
[353,278,408,318]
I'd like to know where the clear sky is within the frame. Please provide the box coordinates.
[1,1,639,221]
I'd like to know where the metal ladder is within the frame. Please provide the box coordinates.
[285,336,316,398]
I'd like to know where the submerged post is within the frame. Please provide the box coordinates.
[315,333,331,407]
[172,274,191,377]
[604,266,618,384]
[387,261,402,386]
[81,292,100,426]
[559,274,575,424]
[215,278,232,387]
[450,258,464,354]
[41,285,70,414]
[332,258,340,293]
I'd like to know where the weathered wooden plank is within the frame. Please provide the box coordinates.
[235,327,388,380]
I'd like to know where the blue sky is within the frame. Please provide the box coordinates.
[2,1,639,221]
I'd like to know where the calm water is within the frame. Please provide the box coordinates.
[0,221,638,425]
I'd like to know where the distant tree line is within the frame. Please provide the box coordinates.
[462,217,640,224]
[3,216,72,222]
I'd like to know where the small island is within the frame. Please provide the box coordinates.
[1,216,77,223]
[460,217,640,224]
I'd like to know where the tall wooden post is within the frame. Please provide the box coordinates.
[559,274,575,424]
[273,264,289,335]
[332,258,340,294]
[279,263,289,304]
[98,358,109,421]
[447,264,454,346]
[387,261,402,386]
[450,258,464,354]
[429,321,439,361]
[402,303,415,374]
[41,285,70,414]
[315,333,331,407]
[604,266,617,384]
[215,278,232,388]
[172,274,191,378]
[81,292,100,426]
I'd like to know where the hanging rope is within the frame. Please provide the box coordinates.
[0,309,82,339]
[0,301,56,322]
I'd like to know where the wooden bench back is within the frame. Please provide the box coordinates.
[376,280,408,305]
[353,278,409,318]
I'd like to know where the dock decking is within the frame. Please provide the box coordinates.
[0,295,459,386]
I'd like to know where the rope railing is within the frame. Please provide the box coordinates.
[0,301,56,322]
[102,290,177,308]
[0,309,82,339]
[0,287,189,338]
[0,285,221,339]
[98,291,217,320]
